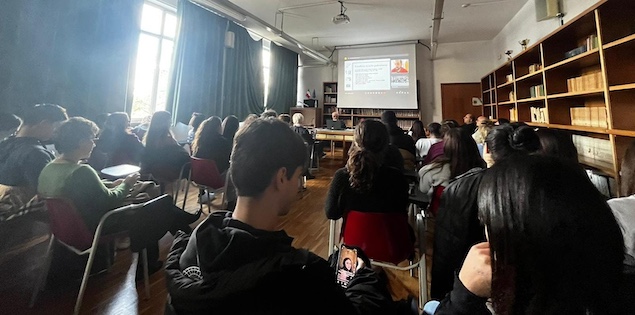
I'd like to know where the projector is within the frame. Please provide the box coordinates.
[332,14,350,24]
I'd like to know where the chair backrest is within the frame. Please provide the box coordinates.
[428,185,446,217]
[190,157,225,189]
[342,211,413,265]
[43,197,93,250]
[398,148,416,171]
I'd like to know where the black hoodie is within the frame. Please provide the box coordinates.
[165,212,393,315]
[0,136,54,192]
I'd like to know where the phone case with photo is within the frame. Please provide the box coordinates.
[336,244,358,288]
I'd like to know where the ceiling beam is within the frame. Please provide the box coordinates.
[431,0,444,59]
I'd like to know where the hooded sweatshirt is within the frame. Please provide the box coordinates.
[0,136,54,192]
[165,211,393,315]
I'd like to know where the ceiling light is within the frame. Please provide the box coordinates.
[461,3,471,8]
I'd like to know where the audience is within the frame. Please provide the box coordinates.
[430,124,540,300]
[0,113,21,140]
[166,118,393,314]
[141,111,189,182]
[471,116,491,145]
[409,120,426,143]
[38,117,198,276]
[292,113,316,180]
[131,115,152,140]
[187,112,205,144]
[260,109,278,119]
[278,113,291,125]
[221,115,239,142]
[415,122,442,159]
[422,121,455,165]
[418,128,485,203]
[461,113,475,133]
[325,119,408,221]
[608,139,635,271]
[89,112,144,168]
[191,116,232,175]
[240,113,259,129]
[0,104,68,216]
[380,111,416,157]
[536,128,579,163]
[494,117,510,126]
[431,155,624,314]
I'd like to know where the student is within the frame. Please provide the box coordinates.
[221,115,239,142]
[325,120,408,221]
[430,124,540,300]
[0,104,68,214]
[191,116,231,175]
[415,122,442,159]
[608,139,635,270]
[90,112,144,168]
[260,109,278,119]
[141,111,190,182]
[187,112,205,143]
[165,118,393,314]
[536,128,579,163]
[291,113,316,180]
[471,116,491,145]
[38,117,198,276]
[409,120,425,143]
[422,121,455,165]
[380,111,416,157]
[0,113,21,140]
[431,155,624,315]
[461,113,475,133]
[278,113,291,125]
[418,128,485,203]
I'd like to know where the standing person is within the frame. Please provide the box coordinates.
[191,116,231,175]
[431,155,624,315]
[0,113,21,140]
[165,118,394,314]
[415,122,442,160]
[141,111,189,183]
[221,115,239,142]
[0,104,68,216]
[187,113,205,144]
[90,112,144,168]
[325,120,408,221]
[461,114,476,134]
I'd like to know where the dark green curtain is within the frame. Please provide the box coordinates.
[265,44,299,114]
[168,0,227,123]
[0,0,143,120]
[222,23,264,119]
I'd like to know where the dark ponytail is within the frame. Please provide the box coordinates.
[346,120,389,192]
[486,124,540,163]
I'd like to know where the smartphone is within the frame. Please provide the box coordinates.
[335,244,358,288]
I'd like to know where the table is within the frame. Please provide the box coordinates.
[101,164,141,178]
[314,128,354,160]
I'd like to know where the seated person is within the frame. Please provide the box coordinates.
[141,111,190,182]
[186,112,205,144]
[608,139,635,271]
[409,120,426,143]
[291,113,316,179]
[89,112,144,168]
[415,122,442,160]
[461,113,476,134]
[422,121,455,165]
[221,115,239,142]
[418,128,484,204]
[471,116,491,145]
[431,155,624,315]
[380,111,416,157]
[325,120,408,221]
[536,128,579,163]
[38,117,199,275]
[327,111,347,130]
[0,104,68,219]
[278,113,291,125]
[165,118,393,314]
[260,109,278,119]
[0,113,21,140]
[191,116,231,175]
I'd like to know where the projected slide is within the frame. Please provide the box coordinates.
[338,44,417,109]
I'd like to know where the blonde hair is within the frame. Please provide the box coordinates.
[292,113,304,125]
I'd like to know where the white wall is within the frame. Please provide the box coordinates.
[431,40,495,122]
[491,0,602,66]
[296,52,338,114]
[416,45,435,124]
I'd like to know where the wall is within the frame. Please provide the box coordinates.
[432,40,495,122]
[296,52,337,114]
[491,0,602,66]
[416,44,435,124]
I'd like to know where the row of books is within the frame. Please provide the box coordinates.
[352,109,420,117]
[324,86,337,93]
[509,108,519,121]
[530,107,548,123]
[572,135,613,166]
[505,74,513,83]
[570,107,608,128]
[324,96,337,103]
[567,71,603,92]
[528,63,542,73]
[529,85,545,98]
[564,34,598,59]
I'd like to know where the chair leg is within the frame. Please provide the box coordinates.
[74,246,98,315]
[419,252,428,308]
[181,179,191,210]
[30,235,55,307]
[141,249,150,299]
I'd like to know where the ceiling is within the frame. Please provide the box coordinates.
[229,0,529,49]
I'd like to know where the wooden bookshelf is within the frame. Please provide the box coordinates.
[478,0,635,196]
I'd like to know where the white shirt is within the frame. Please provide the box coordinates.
[607,195,635,266]
[415,138,442,159]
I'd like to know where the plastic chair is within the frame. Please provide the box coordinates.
[331,211,428,307]
[176,157,226,213]
[30,197,154,315]
[428,185,445,217]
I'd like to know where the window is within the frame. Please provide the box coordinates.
[262,40,271,107]
[131,2,177,120]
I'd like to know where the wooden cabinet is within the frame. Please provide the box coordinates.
[322,81,421,129]
[479,0,635,195]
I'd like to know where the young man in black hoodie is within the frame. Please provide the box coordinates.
[165,118,394,315]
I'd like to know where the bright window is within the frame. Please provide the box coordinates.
[131,2,177,120]
[263,40,271,107]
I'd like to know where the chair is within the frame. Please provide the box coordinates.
[330,211,428,308]
[428,185,445,217]
[31,197,155,315]
[176,157,226,213]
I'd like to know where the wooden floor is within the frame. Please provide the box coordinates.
[0,150,431,314]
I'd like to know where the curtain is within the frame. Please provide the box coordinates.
[265,44,299,114]
[221,23,264,120]
[168,0,227,123]
[0,0,143,120]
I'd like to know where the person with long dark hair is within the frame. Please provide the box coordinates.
[608,139,635,270]
[221,115,239,142]
[409,120,425,143]
[90,112,144,167]
[325,119,408,220]
[431,155,624,314]
[141,111,189,182]
[418,128,485,203]
[536,128,579,163]
[191,116,231,175]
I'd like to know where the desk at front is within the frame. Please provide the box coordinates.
[314,128,354,160]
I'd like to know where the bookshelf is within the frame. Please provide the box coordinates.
[478,0,635,196]
[321,81,421,129]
